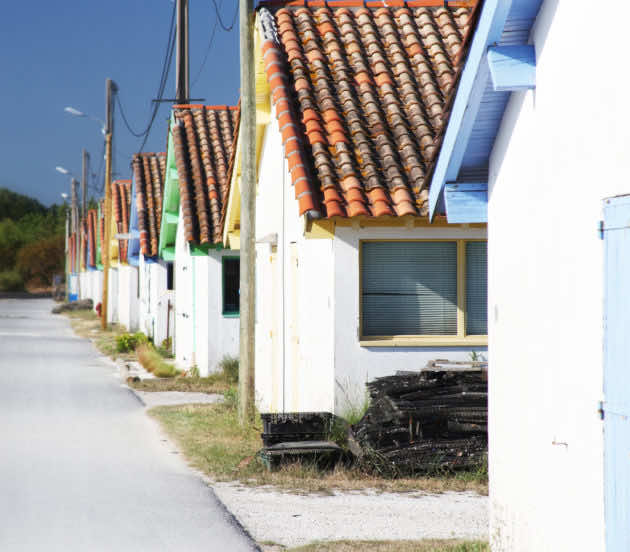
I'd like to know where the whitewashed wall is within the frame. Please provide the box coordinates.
[117,265,139,331]
[194,250,240,377]
[107,268,118,324]
[79,272,90,301]
[255,105,484,415]
[138,255,152,338]
[151,262,173,350]
[89,270,103,310]
[175,210,194,368]
[485,1,630,549]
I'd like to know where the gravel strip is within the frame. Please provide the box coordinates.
[212,483,488,548]
[130,389,224,408]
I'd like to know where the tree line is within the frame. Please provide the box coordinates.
[0,188,66,292]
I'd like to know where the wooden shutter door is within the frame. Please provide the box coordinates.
[603,194,630,550]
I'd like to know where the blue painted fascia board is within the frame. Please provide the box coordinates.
[428,0,513,221]
[488,45,535,91]
[444,182,488,224]
[128,170,141,262]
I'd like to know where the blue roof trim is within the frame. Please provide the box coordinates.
[428,0,512,220]
[128,168,141,267]
[428,0,543,221]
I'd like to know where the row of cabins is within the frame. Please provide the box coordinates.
[66,0,630,549]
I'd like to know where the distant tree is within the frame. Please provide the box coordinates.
[0,188,45,221]
[15,235,65,287]
[0,219,24,270]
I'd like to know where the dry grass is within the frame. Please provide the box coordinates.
[64,311,135,361]
[148,402,488,495]
[136,344,178,377]
[282,540,489,552]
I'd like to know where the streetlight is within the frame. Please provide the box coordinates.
[64,106,106,135]
[56,166,73,176]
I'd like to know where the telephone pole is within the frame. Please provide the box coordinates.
[176,0,189,103]
[239,0,256,425]
[82,149,89,220]
[101,78,117,329]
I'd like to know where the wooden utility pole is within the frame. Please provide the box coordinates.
[82,149,89,220]
[176,0,189,103]
[239,0,256,425]
[101,78,116,329]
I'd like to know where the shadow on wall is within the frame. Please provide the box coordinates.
[488,0,559,199]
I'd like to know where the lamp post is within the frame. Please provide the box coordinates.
[61,192,69,301]
[56,168,79,300]
[64,84,115,329]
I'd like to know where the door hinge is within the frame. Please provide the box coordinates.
[598,400,605,420]
[598,220,604,240]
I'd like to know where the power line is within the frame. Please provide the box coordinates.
[114,0,177,151]
[211,0,238,32]
[191,0,221,88]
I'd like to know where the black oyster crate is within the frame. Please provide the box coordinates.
[260,412,333,447]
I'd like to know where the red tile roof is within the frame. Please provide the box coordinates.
[132,152,166,257]
[112,179,132,263]
[171,105,240,245]
[258,1,479,218]
[87,209,97,268]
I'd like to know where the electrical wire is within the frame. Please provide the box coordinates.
[191,0,222,88]
[114,0,177,151]
[211,0,238,32]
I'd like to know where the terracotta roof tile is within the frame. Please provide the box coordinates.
[112,179,132,263]
[132,152,166,257]
[87,209,97,267]
[258,1,478,218]
[171,105,239,245]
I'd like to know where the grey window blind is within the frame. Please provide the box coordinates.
[361,242,458,336]
[465,241,487,335]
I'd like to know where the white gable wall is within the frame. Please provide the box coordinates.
[90,270,103,310]
[117,265,139,331]
[107,268,118,324]
[485,1,630,549]
[175,209,194,368]
[255,111,336,413]
[193,250,240,377]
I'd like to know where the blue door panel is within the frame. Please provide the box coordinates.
[603,194,630,551]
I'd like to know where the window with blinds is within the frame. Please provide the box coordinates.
[360,240,487,338]
[466,241,487,335]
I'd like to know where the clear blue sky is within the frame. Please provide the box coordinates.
[0,1,242,206]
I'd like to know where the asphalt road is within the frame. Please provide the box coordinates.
[0,299,257,552]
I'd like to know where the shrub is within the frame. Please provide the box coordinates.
[115,332,148,353]
[219,355,239,383]
[0,270,24,291]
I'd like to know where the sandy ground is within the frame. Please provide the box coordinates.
[213,483,488,549]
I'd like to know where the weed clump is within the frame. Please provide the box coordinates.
[136,344,179,378]
[115,332,148,353]
[219,355,239,383]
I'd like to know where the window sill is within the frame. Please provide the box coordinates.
[359,335,488,348]
[222,312,240,318]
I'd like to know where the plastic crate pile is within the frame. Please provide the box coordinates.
[349,362,488,475]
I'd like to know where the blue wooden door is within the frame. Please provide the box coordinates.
[603,195,630,550]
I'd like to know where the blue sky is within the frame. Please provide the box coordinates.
[0,1,241,206]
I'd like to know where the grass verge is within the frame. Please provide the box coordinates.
[283,541,489,552]
[63,310,135,361]
[148,401,488,495]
